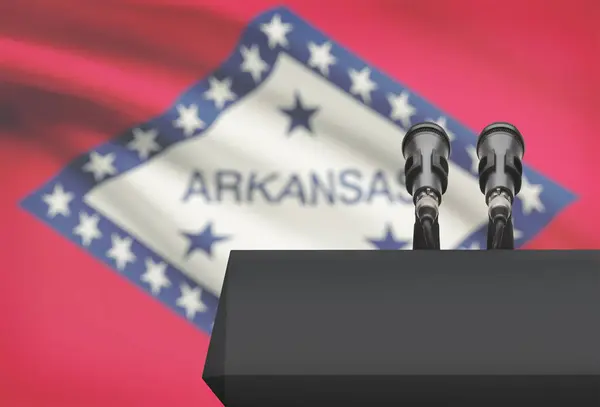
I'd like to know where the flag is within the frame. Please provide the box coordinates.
[1,1,598,406]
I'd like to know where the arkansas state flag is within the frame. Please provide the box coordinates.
[1,0,598,406]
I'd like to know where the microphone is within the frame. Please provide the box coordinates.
[476,122,525,249]
[402,122,451,249]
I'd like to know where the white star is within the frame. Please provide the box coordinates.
[518,176,545,215]
[106,233,136,271]
[173,104,205,137]
[82,152,117,182]
[428,116,456,142]
[176,283,207,319]
[204,77,237,109]
[307,41,336,76]
[240,44,268,83]
[513,228,523,240]
[260,14,293,49]
[128,128,160,160]
[73,211,102,246]
[461,242,481,250]
[42,184,74,218]
[141,258,171,295]
[387,91,416,128]
[349,67,377,104]
[465,145,479,174]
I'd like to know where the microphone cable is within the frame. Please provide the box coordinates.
[420,217,437,250]
[415,190,440,250]
[488,189,512,250]
[491,217,506,249]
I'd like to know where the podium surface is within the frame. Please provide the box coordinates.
[204,250,600,406]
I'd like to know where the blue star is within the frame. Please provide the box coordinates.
[181,222,230,258]
[367,224,410,250]
[279,92,319,135]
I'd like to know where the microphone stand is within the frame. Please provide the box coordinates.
[486,216,515,250]
[412,217,441,250]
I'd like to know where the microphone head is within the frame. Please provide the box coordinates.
[476,122,525,201]
[402,122,451,203]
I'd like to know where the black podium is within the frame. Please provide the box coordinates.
[203,250,600,406]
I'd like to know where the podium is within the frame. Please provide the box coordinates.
[203,250,600,406]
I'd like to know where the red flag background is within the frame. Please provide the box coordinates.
[1,0,599,406]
